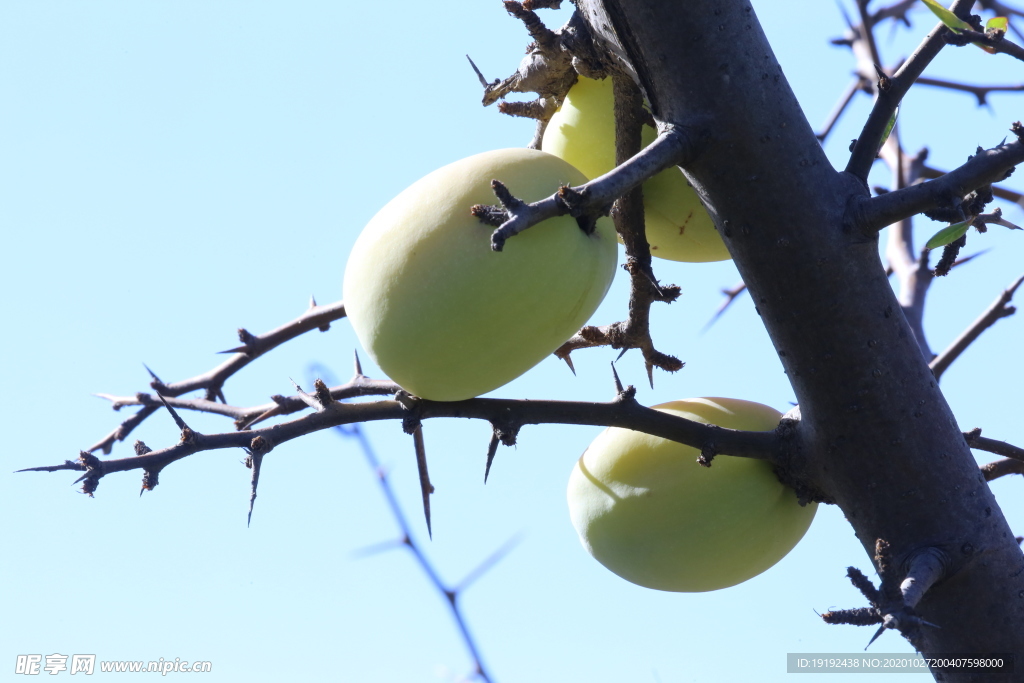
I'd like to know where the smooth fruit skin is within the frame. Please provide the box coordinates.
[343,148,618,402]
[567,398,817,592]
[541,76,731,263]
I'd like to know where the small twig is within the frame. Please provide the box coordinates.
[481,125,697,251]
[916,76,1024,106]
[822,541,945,650]
[846,0,975,181]
[702,281,748,332]
[91,373,399,444]
[920,163,1024,210]
[335,424,496,683]
[930,274,1023,379]
[452,533,524,594]
[964,427,1024,462]
[552,76,683,379]
[817,78,865,142]
[943,27,1024,63]
[848,136,1024,234]
[981,457,1024,480]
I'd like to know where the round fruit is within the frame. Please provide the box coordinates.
[542,76,730,263]
[343,148,618,402]
[567,398,817,592]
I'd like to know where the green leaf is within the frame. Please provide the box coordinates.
[877,103,900,154]
[925,217,975,250]
[920,0,972,32]
[987,16,1009,32]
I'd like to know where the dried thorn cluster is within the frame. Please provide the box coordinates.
[821,541,946,651]
[471,2,606,148]
[554,77,686,383]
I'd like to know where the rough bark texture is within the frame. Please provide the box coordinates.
[576,1,1024,679]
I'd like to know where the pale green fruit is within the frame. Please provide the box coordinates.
[343,148,617,402]
[567,398,817,592]
[542,76,730,263]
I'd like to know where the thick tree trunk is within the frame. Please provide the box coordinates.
[578,1,1024,679]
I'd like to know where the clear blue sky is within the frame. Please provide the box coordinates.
[2,2,1021,681]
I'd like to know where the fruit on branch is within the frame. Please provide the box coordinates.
[542,76,730,263]
[343,148,618,402]
[567,398,817,592]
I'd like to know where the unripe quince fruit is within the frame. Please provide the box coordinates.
[567,398,817,592]
[542,76,730,263]
[343,148,618,401]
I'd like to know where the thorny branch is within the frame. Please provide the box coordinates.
[848,132,1024,235]
[86,298,349,454]
[471,3,606,148]
[981,457,1024,480]
[846,0,975,181]
[336,422,508,683]
[930,274,1024,379]
[821,540,946,651]
[964,427,1024,463]
[475,124,696,251]
[552,75,683,383]
[916,76,1024,105]
[943,25,1024,63]
[22,378,783,497]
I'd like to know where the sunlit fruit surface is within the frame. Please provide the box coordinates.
[344,148,618,401]
[567,397,817,592]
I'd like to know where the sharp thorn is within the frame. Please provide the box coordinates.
[466,54,489,88]
[646,362,655,389]
[142,363,163,385]
[610,362,624,394]
[309,294,318,309]
[353,349,364,377]
[217,345,249,354]
[413,426,433,540]
[561,354,576,375]
[615,347,629,362]
[866,623,888,649]
[484,433,500,484]
[155,393,189,431]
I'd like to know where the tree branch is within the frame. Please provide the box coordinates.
[848,134,1024,234]
[147,299,346,406]
[477,125,698,251]
[846,0,975,181]
[336,424,498,683]
[929,274,1023,379]
[21,389,783,494]
[916,76,1024,105]
[552,74,683,381]
[964,427,1024,462]
[817,77,865,142]
[943,26,1024,63]
[90,369,399,451]
[981,458,1024,480]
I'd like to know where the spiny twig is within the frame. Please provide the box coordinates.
[334,423,501,683]
[846,0,976,181]
[930,274,1024,379]
[821,541,945,650]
